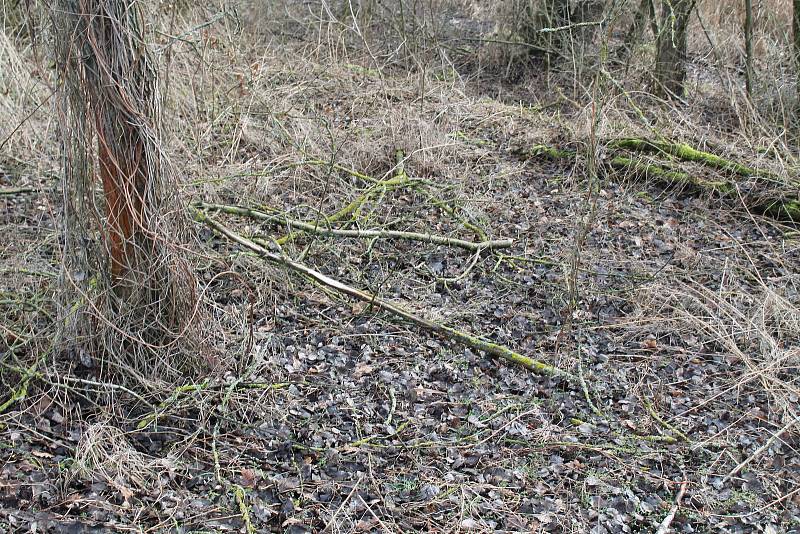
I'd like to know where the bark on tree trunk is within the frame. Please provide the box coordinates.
[56,0,161,294]
[622,0,657,57]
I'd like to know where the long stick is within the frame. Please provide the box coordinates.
[195,211,574,381]
[196,202,512,251]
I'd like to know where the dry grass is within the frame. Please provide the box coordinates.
[71,422,163,490]
[644,274,800,419]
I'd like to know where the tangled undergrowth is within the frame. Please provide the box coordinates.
[1,1,799,532]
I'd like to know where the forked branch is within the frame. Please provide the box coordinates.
[195,210,574,381]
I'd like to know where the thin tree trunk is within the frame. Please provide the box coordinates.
[53,0,201,379]
[794,0,800,99]
[653,0,697,98]
[744,0,754,98]
[622,0,658,60]
[56,0,161,292]
[623,0,651,51]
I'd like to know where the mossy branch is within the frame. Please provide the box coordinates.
[528,144,577,160]
[610,156,800,221]
[275,152,489,244]
[524,142,800,223]
[234,485,256,534]
[609,137,768,178]
[610,156,736,194]
[275,169,415,245]
[196,202,512,251]
[758,198,800,222]
[195,210,575,382]
[0,370,34,415]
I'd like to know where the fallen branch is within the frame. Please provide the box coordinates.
[279,151,489,243]
[0,187,38,196]
[758,198,800,222]
[195,210,575,381]
[528,144,577,160]
[609,138,766,178]
[276,171,414,245]
[414,186,488,241]
[611,156,800,221]
[610,156,735,194]
[526,143,800,222]
[196,202,512,251]
[643,398,690,442]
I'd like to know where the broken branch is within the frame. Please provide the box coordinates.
[195,210,574,381]
[196,202,512,251]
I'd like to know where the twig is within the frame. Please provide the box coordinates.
[0,187,38,196]
[723,414,799,483]
[197,202,512,251]
[323,478,362,532]
[538,20,605,34]
[136,380,289,429]
[0,370,34,415]
[195,210,575,381]
[55,375,154,409]
[275,171,414,245]
[234,485,256,534]
[644,399,690,442]
[655,481,689,534]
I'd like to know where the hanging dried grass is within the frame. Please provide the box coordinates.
[52,0,206,386]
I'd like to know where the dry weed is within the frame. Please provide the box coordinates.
[71,422,161,491]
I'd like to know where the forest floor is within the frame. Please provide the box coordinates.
[1,3,800,533]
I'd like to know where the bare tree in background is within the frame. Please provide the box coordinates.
[622,0,658,59]
[653,0,696,98]
[794,0,800,100]
[53,0,200,382]
[744,0,754,98]
[510,0,605,65]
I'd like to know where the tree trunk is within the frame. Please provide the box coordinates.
[653,0,696,98]
[622,0,658,58]
[744,0,754,98]
[53,0,200,380]
[794,0,800,99]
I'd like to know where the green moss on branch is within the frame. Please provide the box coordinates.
[196,211,577,382]
[609,138,764,178]
[610,156,736,194]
